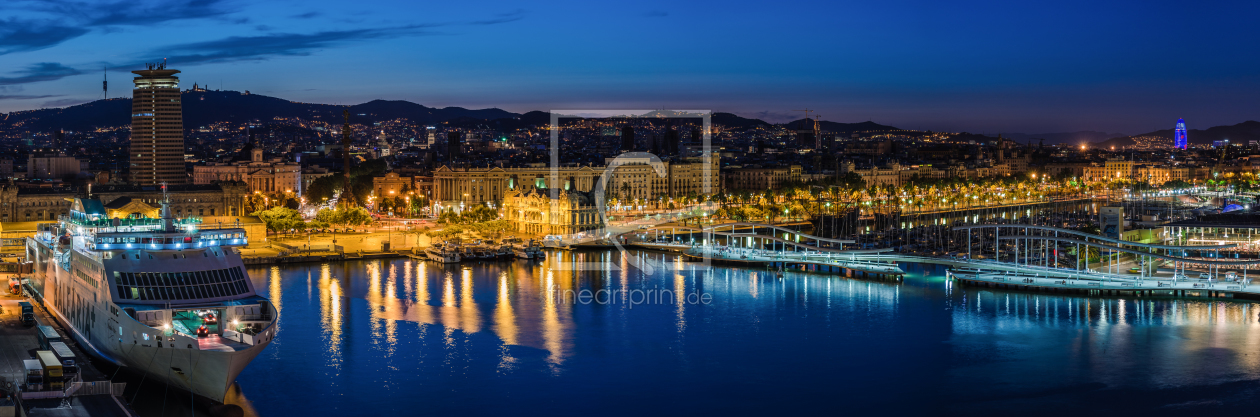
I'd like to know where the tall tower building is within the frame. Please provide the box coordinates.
[665,127,680,156]
[447,131,462,161]
[620,126,635,152]
[1174,118,1188,150]
[130,63,186,184]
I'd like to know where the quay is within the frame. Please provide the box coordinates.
[591,220,1260,302]
[948,269,1258,300]
[0,284,134,417]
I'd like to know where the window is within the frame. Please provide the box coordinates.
[113,267,250,300]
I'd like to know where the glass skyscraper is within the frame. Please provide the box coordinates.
[1174,118,1188,149]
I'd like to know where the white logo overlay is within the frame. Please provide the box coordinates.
[545,110,717,274]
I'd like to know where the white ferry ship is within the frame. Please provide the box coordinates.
[24,194,275,403]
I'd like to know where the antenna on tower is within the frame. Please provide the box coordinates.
[102,66,107,99]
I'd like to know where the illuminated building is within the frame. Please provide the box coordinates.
[432,156,720,208]
[130,63,188,184]
[191,146,301,194]
[1174,118,1188,150]
[500,187,601,235]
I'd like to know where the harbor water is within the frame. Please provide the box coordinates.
[126,249,1260,415]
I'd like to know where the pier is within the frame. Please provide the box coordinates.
[1,289,133,416]
[592,220,1260,300]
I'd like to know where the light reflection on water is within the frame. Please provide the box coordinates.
[220,251,1260,416]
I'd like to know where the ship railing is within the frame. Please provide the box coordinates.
[223,319,274,346]
[18,381,126,400]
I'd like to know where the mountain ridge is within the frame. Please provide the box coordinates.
[0,93,899,134]
[1093,121,1260,148]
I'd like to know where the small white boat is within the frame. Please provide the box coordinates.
[425,244,461,263]
[512,240,545,259]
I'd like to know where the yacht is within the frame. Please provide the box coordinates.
[25,195,275,403]
[511,239,545,260]
[424,244,461,263]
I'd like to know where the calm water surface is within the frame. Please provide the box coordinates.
[136,250,1260,415]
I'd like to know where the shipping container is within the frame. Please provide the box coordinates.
[48,341,78,374]
[23,359,43,391]
[36,325,61,350]
[37,350,63,390]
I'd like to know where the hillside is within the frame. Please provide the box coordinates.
[1093,120,1260,148]
[1002,131,1125,145]
[783,118,901,133]
[1,93,911,138]
[0,91,519,132]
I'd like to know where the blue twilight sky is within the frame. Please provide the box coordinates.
[1,0,1257,134]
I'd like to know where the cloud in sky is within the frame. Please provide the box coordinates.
[0,94,60,100]
[469,9,527,25]
[0,0,239,55]
[0,63,82,86]
[139,26,441,67]
[27,0,236,27]
[643,10,668,17]
[0,18,90,55]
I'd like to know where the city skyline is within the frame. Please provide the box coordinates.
[1,0,1259,134]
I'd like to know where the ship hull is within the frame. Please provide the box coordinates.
[27,239,275,403]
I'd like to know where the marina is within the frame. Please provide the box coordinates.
[137,252,1260,416]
